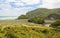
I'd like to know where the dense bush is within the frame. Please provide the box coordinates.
[5,32,18,38]
[50,20,60,28]
[28,16,44,24]
[18,15,28,19]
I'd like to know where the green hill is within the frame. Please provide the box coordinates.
[26,8,60,18]
[18,8,60,19]
[18,8,60,24]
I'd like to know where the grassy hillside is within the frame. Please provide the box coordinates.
[26,8,60,18]
[0,20,60,38]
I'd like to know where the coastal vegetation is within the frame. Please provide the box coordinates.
[18,15,28,19]
[28,16,44,24]
[50,20,60,28]
[0,20,60,38]
[18,8,60,24]
[0,8,60,38]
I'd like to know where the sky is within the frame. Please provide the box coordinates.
[0,0,60,16]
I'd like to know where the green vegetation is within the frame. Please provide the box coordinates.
[18,15,28,19]
[0,8,60,38]
[28,16,44,24]
[5,32,18,38]
[50,20,60,28]
[18,8,60,19]
[0,20,60,38]
[18,8,60,24]
[26,8,60,18]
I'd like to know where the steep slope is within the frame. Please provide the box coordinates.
[26,8,60,18]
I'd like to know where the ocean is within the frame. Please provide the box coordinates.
[0,16,18,20]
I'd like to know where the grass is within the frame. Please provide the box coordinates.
[0,20,60,38]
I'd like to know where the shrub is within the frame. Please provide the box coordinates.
[5,32,18,38]
[28,16,44,24]
[50,20,60,28]
[18,15,28,19]
[42,29,48,34]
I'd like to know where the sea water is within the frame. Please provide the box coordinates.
[0,16,18,20]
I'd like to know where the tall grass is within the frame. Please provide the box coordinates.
[0,20,60,38]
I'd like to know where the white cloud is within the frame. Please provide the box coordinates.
[6,0,40,5]
[0,8,28,16]
[40,0,60,9]
[6,0,16,2]
[20,0,40,5]
[14,2,25,6]
[0,0,60,16]
[0,0,40,16]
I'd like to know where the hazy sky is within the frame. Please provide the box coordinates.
[0,0,60,16]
